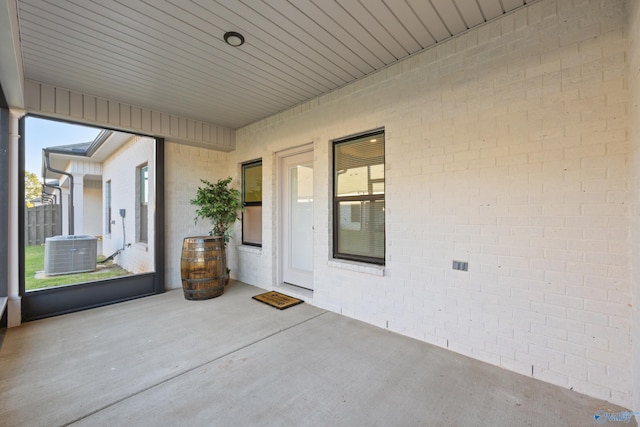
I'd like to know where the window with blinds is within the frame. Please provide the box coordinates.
[333,130,385,264]
[242,160,262,246]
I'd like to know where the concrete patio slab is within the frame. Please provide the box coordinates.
[0,281,635,426]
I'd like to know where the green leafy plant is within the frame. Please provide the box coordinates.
[191,177,244,243]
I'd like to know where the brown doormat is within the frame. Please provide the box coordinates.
[252,291,303,310]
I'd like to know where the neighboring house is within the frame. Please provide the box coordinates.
[41,131,155,274]
[101,135,155,275]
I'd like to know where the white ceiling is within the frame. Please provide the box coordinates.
[11,0,531,129]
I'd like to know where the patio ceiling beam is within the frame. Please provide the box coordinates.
[25,80,236,151]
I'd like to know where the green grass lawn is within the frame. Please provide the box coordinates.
[25,245,131,291]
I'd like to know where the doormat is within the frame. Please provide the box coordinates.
[252,291,303,310]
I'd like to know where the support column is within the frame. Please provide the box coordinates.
[0,107,7,327]
[72,173,84,235]
[60,186,70,235]
[8,109,24,326]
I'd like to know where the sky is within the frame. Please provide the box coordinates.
[25,117,102,178]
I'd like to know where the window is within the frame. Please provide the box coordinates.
[105,180,112,235]
[333,130,385,264]
[242,161,262,246]
[137,164,148,243]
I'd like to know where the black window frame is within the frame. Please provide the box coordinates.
[242,160,262,247]
[19,113,165,322]
[333,129,385,265]
[105,180,112,235]
[137,163,149,243]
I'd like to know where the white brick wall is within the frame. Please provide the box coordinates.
[226,0,634,407]
[164,142,230,288]
[102,136,154,274]
[83,181,102,238]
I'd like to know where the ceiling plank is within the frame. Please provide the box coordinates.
[363,0,422,54]
[336,0,407,61]
[249,0,371,79]
[310,0,396,65]
[406,0,451,42]
[383,0,436,50]
[502,0,525,12]
[431,0,468,33]
[454,0,485,28]
[476,0,504,18]
[293,0,384,71]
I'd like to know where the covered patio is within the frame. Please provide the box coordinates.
[2,0,640,421]
[0,281,632,426]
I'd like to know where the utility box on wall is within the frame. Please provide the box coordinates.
[44,235,97,276]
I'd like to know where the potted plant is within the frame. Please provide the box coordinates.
[191,176,244,243]
[181,177,243,299]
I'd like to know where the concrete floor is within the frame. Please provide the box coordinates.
[0,281,635,427]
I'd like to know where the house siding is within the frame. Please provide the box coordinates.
[102,136,155,274]
[224,0,633,406]
[24,80,236,152]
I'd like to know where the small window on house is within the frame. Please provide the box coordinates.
[137,164,148,243]
[105,180,112,235]
[333,130,385,264]
[242,161,262,246]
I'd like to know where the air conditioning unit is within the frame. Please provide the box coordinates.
[44,235,98,276]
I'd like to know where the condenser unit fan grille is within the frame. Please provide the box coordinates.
[44,235,98,276]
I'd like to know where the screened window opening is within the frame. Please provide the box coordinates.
[105,180,112,235]
[334,131,385,264]
[242,161,262,246]
[138,164,148,243]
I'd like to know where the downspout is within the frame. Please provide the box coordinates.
[42,181,62,206]
[43,149,74,235]
[40,190,54,204]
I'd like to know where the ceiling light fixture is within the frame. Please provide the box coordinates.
[224,31,245,47]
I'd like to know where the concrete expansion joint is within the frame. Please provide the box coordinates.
[63,310,330,426]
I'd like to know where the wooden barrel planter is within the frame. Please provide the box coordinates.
[180,236,227,300]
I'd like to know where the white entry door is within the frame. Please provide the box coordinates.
[281,150,314,290]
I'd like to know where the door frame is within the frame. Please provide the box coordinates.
[277,143,314,290]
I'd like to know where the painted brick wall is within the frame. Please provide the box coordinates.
[164,141,231,288]
[229,0,633,406]
[628,0,640,415]
[102,136,155,274]
[82,181,102,238]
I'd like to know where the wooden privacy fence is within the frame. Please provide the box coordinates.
[25,204,62,245]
